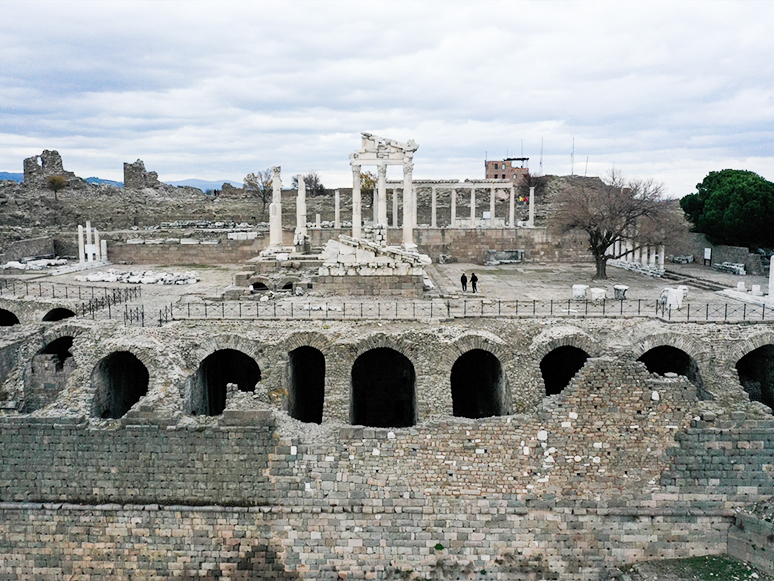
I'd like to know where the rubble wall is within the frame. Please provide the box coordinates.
[0,318,772,579]
[1,236,56,262]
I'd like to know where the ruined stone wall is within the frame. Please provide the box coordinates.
[123,159,160,189]
[0,318,772,579]
[1,236,56,261]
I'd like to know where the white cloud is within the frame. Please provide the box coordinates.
[0,0,772,196]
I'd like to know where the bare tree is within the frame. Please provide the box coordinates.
[359,170,377,209]
[243,169,273,218]
[291,171,326,196]
[549,171,688,279]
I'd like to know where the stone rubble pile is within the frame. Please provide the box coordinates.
[318,235,431,277]
[74,269,198,285]
[607,258,664,277]
[1,258,67,270]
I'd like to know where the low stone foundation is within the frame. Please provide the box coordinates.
[312,274,425,296]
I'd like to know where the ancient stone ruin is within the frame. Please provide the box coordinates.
[22,149,77,185]
[123,158,161,189]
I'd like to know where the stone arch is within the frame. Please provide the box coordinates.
[351,346,416,428]
[247,276,271,292]
[348,333,420,368]
[727,331,774,366]
[0,308,20,326]
[91,351,149,419]
[189,349,261,416]
[539,345,590,395]
[735,344,774,412]
[442,333,510,369]
[530,329,601,363]
[450,349,507,418]
[277,276,300,291]
[632,333,705,390]
[25,335,77,412]
[42,307,76,322]
[187,335,263,370]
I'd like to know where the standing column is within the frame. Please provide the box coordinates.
[295,175,307,239]
[659,245,665,269]
[431,186,437,228]
[470,187,476,228]
[450,188,457,228]
[625,239,633,262]
[85,220,93,262]
[334,189,341,229]
[77,225,85,264]
[269,166,283,248]
[351,164,361,239]
[413,185,418,228]
[489,186,496,228]
[94,228,101,261]
[641,245,649,267]
[402,161,414,247]
[633,245,641,264]
[769,255,774,298]
[528,186,535,227]
[649,245,657,267]
[392,188,399,227]
[377,164,388,226]
[509,185,515,227]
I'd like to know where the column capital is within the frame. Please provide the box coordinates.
[403,162,413,176]
[351,164,361,174]
[378,164,387,178]
[272,166,281,176]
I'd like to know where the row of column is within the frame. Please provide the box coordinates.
[78,221,107,263]
[612,239,666,269]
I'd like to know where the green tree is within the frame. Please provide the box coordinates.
[680,169,774,248]
[46,175,67,201]
[360,170,377,209]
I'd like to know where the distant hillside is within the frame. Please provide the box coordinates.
[85,177,123,186]
[0,172,22,182]
[165,178,242,191]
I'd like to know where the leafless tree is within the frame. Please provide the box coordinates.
[243,169,273,217]
[291,171,326,196]
[549,170,689,279]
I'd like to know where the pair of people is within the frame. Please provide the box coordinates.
[460,272,478,293]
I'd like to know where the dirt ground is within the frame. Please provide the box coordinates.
[619,555,773,581]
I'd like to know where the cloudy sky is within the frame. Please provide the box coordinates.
[1,1,772,195]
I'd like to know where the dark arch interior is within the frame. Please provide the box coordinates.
[40,336,74,371]
[736,345,774,412]
[450,349,506,418]
[42,308,76,322]
[190,349,261,416]
[637,345,703,388]
[541,346,589,395]
[281,282,294,290]
[351,347,415,428]
[0,308,20,326]
[287,346,325,423]
[91,351,149,419]
[251,282,269,291]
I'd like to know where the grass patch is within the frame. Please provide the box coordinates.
[622,555,771,581]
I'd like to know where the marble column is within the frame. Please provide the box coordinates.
[334,189,341,229]
[625,239,633,262]
[296,175,307,238]
[470,187,476,228]
[402,161,414,247]
[640,245,648,267]
[86,220,93,262]
[413,185,418,228]
[509,185,515,227]
[392,188,399,227]
[431,186,437,228]
[528,186,535,227]
[94,228,101,261]
[659,245,665,269]
[100,239,107,261]
[351,164,361,239]
[77,225,85,264]
[377,164,388,226]
[633,245,641,264]
[649,246,657,267]
[769,256,774,298]
[450,188,457,228]
[269,166,283,248]
[489,186,496,228]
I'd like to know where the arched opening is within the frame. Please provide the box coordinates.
[91,351,149,419]
[282,282,294,290]
[736,345,774,411]
[190,349,261,416]
[351,347,415,428]
[26,336,75,412]
[450,349,506,418]
[42,308,76,322]
[637,345,703,388]
[0,308,20,326]
[251,282,269,291]
[287,346,325,423]
[540,346,589,395]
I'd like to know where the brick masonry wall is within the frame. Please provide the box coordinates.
[727,512,774,575]
[0,318,773,579]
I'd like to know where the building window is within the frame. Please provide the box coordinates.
[494,163,498,169]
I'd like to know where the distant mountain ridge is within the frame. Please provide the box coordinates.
[0,172,241,191]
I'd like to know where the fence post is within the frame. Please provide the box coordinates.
[743,304,746,321]
[464,300,467,316]
[515,300,518,316]
[686,303,690,322]
[762,303,766,321]
[550,300,553,316]
[724,304,728,321]
[706,303,709,321]
[533,300,536,315]
[499,300,501,316]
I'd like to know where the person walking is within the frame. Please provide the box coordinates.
[460,272,468,292]
[470,272,478,293]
